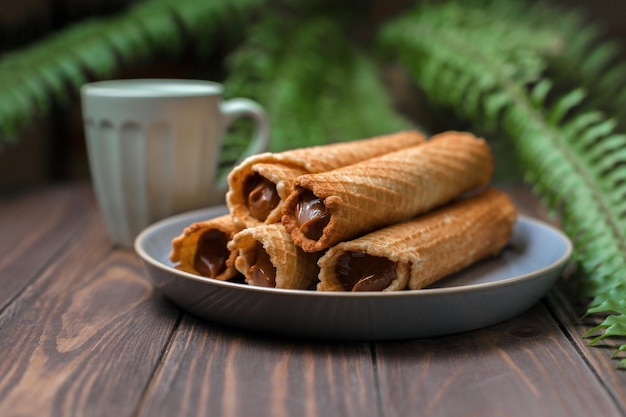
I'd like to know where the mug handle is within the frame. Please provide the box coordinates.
[217,98,271,190]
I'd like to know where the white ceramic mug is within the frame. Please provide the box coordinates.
[81,79,270,247]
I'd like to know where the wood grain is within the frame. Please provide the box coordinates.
[138,316,378,417]
[373,302,623,417]
[0,183,96,310]
[0,193,180,417]
[546,287,626,414]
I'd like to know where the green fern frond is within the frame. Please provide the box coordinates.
[0,0,265,147]
[584,313,626,346]
[547,10,626,127]
[224,12,413,153]
[379,0,626,364]
[586,293,626,316]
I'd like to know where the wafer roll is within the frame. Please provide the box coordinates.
[226,130,425,229]
[170,214,241,281]
[282,131,494,252]
[228,223,322,289]
[317,189,516,292]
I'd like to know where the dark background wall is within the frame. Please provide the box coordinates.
[0,0,625,192]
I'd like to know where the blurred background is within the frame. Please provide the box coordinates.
[1,0,625,192]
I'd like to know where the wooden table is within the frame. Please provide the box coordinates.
[1,182,625,417]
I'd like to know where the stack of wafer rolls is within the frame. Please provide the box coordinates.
[170,214,241,281]
[171,130,517,293]
[281,131,494,252]
[316,189,517,292]
[171,131,424,289]
[228,224,322,290]
[226,130,425,229]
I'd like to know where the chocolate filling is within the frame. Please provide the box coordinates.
[248,242,277,287]
[296,190,330,240]
[335,251,397,291]
[193,230,230,278]
[243,174,279,221]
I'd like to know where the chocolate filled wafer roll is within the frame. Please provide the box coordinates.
[317,189,516,292]
[170,214,241,281]
[226,130,425,229]
[228,223,322,289]
[282,131,494,252]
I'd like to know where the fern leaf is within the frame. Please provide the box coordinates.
[548,11,626,129]
[224,12,413,155]
[0,0,266,146]
[585,314,626,346]
[547,88,585,125]
[379,0,626,365]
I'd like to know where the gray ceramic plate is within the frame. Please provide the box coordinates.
[135,206,572,340]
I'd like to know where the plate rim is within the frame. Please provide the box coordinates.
[134,206,573,299]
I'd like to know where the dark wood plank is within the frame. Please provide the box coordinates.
[0,183,97,310]
[546,287,626,408]
[0,202,180,417]
[373,301,623,417]
[138,316,378,417]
